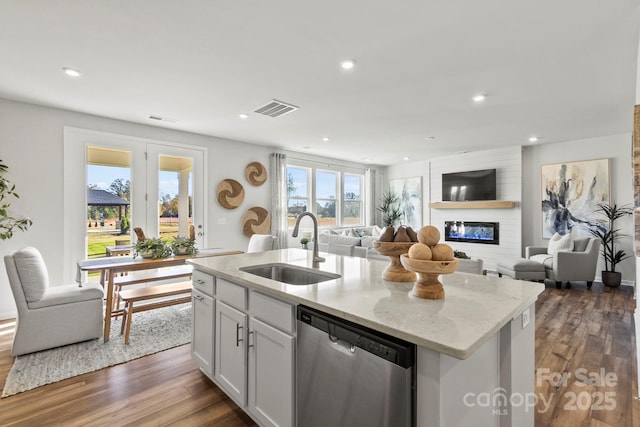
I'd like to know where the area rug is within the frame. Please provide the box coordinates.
[2,303,192,397]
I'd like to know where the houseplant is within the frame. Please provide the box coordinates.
[170,236,198,255]
[589,202,633,287]
[134,237,172,259]
[0,159,32,240]
[300,237,309,249]
[377,190,402,227]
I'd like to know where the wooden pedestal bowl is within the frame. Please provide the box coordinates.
[400,255,459,300]
[372,241,416,282]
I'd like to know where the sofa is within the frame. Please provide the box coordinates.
[317,226,485,274]
[317,226,387,260]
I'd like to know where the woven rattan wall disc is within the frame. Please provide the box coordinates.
[216,179,245,209]
[242,207,271,237]
[245,162,267,186]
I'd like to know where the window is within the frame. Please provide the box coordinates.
[286,164,364,228]
[287,166,310,227]
[316,170,337,227]
[343,173,362,225]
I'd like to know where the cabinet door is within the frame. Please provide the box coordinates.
[248,317,294,427]
[191,288,214,377]
[215,300,248,405]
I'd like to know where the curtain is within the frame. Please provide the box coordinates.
[270,152,288,249]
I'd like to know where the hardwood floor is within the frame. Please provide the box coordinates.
[0,281,637,426]
[535,281,638,427]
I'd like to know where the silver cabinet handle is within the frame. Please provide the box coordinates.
[194,279,205,285]
[193,294,204,302]
[248,330,254,348]
[236,324,243,347]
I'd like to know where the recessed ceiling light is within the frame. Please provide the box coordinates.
[425,136,435,140]
[528,136,540,143]
[62,67,82,77]
[472,94,486,103]
[322,137,330,142]
[238,113,249,119]
[403,157,409,161]
[340,59,356,70]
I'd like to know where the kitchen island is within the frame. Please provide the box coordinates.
[188,249,544,427]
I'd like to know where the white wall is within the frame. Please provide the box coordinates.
[430,147,522,271]
[0,98,273,319]
[522,134,635,284]
[386,147,522,271]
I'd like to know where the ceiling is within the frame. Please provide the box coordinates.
[1,1,639,166]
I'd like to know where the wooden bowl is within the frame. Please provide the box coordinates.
[372,241,416,282]
[400,255,459,299]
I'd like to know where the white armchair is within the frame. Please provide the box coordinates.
[526,237,600,289]
[4,247,104,356]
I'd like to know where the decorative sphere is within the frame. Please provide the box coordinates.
[408,243,432,260]
[431,243,454,261]
[418,225,440,246]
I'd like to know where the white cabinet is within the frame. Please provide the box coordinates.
[248,317,294,427]
[191,288,214,376]
[215,300,248,405]
[192,270,295,427]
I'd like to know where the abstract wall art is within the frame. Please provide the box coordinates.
[541,158,609,238]
[389,177,422,230]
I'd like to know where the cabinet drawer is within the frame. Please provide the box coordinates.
[216,278,247,310]
[192,270,215,297]
[249,290,295,334]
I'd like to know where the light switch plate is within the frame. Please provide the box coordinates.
[522,307,530,329]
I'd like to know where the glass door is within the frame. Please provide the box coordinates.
[146,144,205,248]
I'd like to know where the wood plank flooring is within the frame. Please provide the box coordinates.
[0,281,637,426]
[535,281,638,427]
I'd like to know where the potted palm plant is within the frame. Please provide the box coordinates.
[134,237,172,259]
[589,202,633,287]
[377,190,402,228]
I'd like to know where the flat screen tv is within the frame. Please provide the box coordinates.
[442,169,497,201]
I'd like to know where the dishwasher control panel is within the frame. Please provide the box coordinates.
[297,305,415,368]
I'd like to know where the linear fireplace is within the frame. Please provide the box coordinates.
[444,221,499,245]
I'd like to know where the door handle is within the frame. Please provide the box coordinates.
[236,324,243,347]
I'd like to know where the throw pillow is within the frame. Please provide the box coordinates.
[372,225,383,238]
[547,232,574,255]
[12,247,49,302]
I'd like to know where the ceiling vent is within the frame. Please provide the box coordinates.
[253,99,299,118]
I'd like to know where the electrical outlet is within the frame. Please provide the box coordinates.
[522,307,530,329]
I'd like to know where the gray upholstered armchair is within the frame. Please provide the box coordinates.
[4,247,104,356]
[526,237,600,289]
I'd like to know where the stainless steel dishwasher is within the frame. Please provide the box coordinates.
[296,305,415,427]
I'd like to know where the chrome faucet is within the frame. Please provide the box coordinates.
[292,212,325,265]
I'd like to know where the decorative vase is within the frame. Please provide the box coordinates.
[372,241,416,282]
[174,247,190,255]
[139,250,154,259]
[601,271,621,288]
[400,255,459,300]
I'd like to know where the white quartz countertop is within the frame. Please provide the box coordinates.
[188,249,544,360]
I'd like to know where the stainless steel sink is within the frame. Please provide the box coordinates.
[239,263,341,285]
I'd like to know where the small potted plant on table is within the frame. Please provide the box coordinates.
[171,236,198,255]
[134,237,172,259]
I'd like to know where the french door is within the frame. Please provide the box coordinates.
[64,127,206,283]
